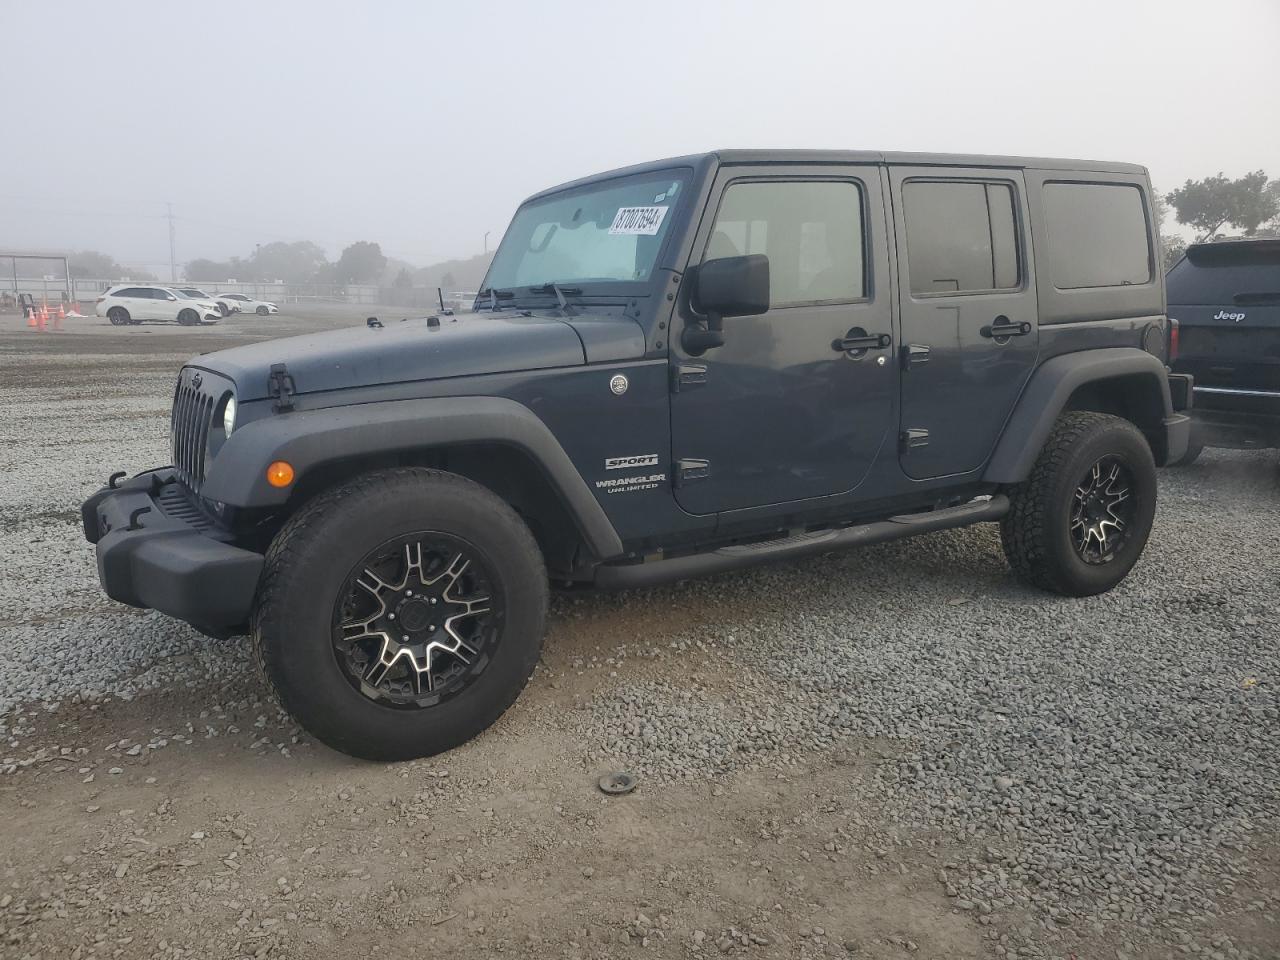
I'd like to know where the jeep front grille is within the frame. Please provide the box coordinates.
[171,367,220,489]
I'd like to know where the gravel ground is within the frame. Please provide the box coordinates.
[1,313,1277,959]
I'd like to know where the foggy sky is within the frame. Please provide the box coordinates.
[2,0,1277,274]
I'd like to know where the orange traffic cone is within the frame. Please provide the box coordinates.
[26,307,37,328]
[55,303,65,329]
[38,303,48,331]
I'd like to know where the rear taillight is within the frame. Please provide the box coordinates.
[95,297,105,304]
[1168,318,1180,363]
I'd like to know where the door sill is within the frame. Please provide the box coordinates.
[594,496,1009,590]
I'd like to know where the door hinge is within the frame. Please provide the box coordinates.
[268,362,296,413]
[903,343,931,369]
[675,458,711,485]
[671,362,708,392]
[900,428,930,451]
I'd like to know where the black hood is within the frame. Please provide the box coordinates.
[188,314,643,401]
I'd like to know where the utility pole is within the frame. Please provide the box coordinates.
[166,202,177,282]
[484,231,490,254]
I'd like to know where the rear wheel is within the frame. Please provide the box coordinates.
[1001,412,1157,597]
[177,308,199,326]
[252,468,548,761]
[107,307,130,326]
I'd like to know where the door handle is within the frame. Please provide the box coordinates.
[981,316,1032,339]
[832,330,891,355]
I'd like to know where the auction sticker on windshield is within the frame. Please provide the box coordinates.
[609,206,668,236]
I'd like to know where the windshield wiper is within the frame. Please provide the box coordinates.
[527,283,583,313]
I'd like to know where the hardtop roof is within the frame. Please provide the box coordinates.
[525,149,1148,202]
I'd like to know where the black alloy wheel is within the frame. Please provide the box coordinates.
[1069,456,1137,565]
[334,533,501,708]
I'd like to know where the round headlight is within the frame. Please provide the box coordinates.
[223,395,237,435]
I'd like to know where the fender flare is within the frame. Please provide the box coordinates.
[984,348,1177,483]
[202,396,625,559]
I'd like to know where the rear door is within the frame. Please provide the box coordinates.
[889,168,1038,479]
[1168,241,1280,396]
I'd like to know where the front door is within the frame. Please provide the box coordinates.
[670,167,896,515]
[889,167,1039,479]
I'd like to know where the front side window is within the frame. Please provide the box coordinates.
[485,171,688,291]
[1043,182,1152,289]
[903,180,1020,295]
[704,180,865,307]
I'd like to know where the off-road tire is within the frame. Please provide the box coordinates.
[107,307,130,326]
[1000,411,1157,597]
[1169,441,1203,467]
[256,305,269,315]
[251,467,548,761]
[177,308,199,326]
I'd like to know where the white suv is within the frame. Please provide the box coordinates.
[96,286,223,326]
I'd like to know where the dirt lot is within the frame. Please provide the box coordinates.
[0,307,1277,960]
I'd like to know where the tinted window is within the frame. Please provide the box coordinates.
[705,180,865,307]
[903,181,1020,295]
[1167,244,1280,305]
[1043,182,1151,289]
[114,288,144,298]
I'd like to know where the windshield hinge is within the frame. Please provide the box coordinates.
[268,362,296,413]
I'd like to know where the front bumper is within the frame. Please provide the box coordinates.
[82,469,263,632]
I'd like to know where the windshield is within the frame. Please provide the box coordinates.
[484,171,687,292]
[179,290,206,299]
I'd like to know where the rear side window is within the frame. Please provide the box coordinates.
[902,181,1020,295]
[114,287,143,297]
[1043,182,1152,289]
[705,180,866,307]
[1167,244,1280,305]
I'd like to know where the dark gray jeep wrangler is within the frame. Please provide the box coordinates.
[82,150,1191,760]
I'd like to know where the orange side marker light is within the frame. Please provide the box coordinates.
[266,461,295,487]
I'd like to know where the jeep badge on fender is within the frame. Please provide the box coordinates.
[80,149,1191,761]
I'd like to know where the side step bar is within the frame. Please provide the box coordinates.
[594,495,1010,590]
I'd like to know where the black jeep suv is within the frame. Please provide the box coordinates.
[1167,238,1280,462]
[82,150,1190,760]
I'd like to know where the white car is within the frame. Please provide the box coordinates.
[217,293,279,315]
[96,285,222,326]
[178,287,230,317]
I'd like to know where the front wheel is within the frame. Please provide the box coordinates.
[1001,411,1157,597]
[252,468,548,761]
[256,305,269,316]
[177,308,199,326]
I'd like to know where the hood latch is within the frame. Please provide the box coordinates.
[268,362,296,413]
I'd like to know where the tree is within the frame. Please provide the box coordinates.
[248,241,328,283]
[1166,170,1278,240]
[185,258,232,281]
[439,271,457,291]
[392,268,413,289]
[67,250,155,281]
[333,241,387,284]
[1162,235,1188,271]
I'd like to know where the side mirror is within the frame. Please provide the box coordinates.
[684,254,769,354]
[167,295,177,301]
